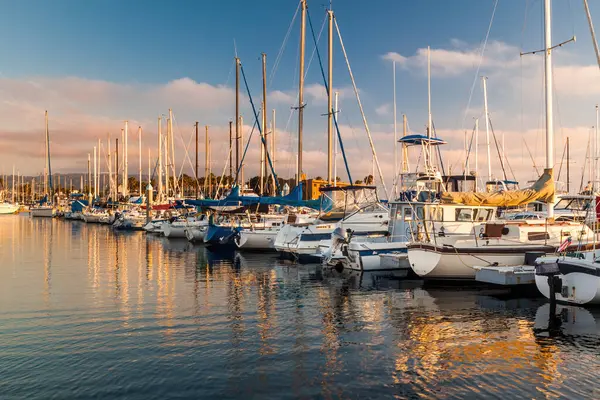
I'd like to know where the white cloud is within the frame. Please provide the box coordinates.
[382,40,529,77]
[375,103,391,117]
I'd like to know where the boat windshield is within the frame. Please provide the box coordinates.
[319,186,379,215]
[555,197,592,211]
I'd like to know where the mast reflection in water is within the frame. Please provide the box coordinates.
[1,216,599,399]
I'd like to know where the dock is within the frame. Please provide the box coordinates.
[473,265,536,286]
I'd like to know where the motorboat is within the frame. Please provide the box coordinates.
[274,185,389,262]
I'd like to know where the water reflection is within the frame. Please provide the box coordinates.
[1,216,600,399]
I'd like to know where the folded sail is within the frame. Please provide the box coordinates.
[440,168,554,207]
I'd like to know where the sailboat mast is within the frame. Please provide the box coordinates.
[138,126,142,196]
[115,137,119,196]
[45,110,52,196]
[272,108,276,192]
[240,115,244,187]
[165,118,170,198]
[592,105,600,194]
[205,125,209,197]
[98,138,102,197]
[544,0,555,219]
[235,57,240,186]
[169,109,176,195]
[195,121,199,198]
[157,117,163,201]
[327,8,334,183]
[393,61,397,197]
[93,145,97,198]
[261,52,267,195]
[123,121,129,197]
[482,77,492,182]
[334,91,339,187]
[87,153,91,200]
[475,118,479,191]
[11,165,14,203]
[426,47,433,171]
[297,0,307,186]
[567,136,570,193]
[229,121,233,182]
[108,133,112,200]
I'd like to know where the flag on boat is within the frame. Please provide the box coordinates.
[557,236,572,253]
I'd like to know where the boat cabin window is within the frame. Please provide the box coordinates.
[403,207,412,221]
[456,208,474,222]
[474,208,492,222]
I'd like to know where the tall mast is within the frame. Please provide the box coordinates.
[272,108,276,193]
[393,61,397,197]
[116,135,120,195]
[334,91,339,186]
[108,133,112,200]
[44,111,48,196]
[11,165,14,203]
[169,109,176,196]
[209,139,212,196]
[138,126,142,195]
[482,77,492,182]
[235,57,240,186]
[205,125,209,197]
[165,118,170,198]
[261,52,267,195]
[157,117,163,201]
[98,138,102,197]
[425,46,433,174]
[583,0,600,70]
[475,118,479,191]
[45,110,52,196]
[87,153,91,200]
[93,145,97,198]
[124,120,129,197]
[195,121,199,198]
[544,0,555,219]
[240,115,244,187]
[427,47,432,140]
[566,136,570,193]
[297,0,307,186]
[327,8,334,183]
[229,121,233,182]
[592,105,600,193]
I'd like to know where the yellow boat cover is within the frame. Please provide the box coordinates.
[440,168,554,207]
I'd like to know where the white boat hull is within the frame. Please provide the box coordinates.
[343,242,409,271]
[30,207,55,218]
[235,229,278,250]
[407,244,550,280]
[83,214,105,223]
[0,203,19,214]
[535,257,600,305]
[185,225,207,243]
[162,223,187,238]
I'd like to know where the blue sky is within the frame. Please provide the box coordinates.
[0,0,599,191]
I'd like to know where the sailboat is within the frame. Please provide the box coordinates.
[406,0,598,280]
[31,111,56,218]
[0,202,19,215]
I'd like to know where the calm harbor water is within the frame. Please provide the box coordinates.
[1,215,600,399]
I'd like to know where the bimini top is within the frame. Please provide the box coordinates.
[398,134,446,146]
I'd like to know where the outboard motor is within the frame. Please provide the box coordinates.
[323,226,348,266]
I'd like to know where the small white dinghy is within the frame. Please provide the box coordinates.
[535,254,600,306]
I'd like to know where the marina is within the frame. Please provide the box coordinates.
[2,0,600,398]
[2,214,600,399]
